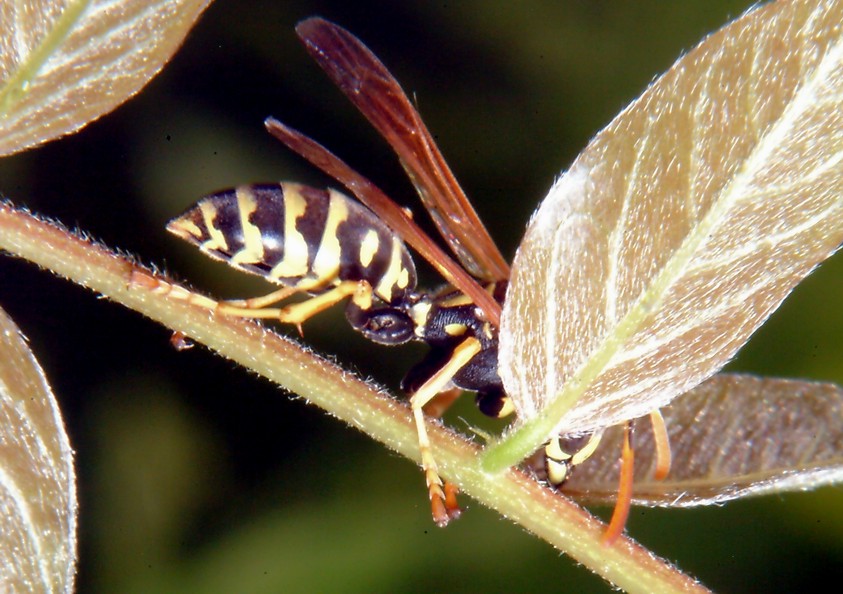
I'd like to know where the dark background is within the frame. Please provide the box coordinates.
[2,1,842,592]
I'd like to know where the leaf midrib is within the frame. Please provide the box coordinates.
[0,0,91,117]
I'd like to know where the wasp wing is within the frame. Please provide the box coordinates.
[296,17,509,282]
[265,118,501,326]
[559,374,843,506]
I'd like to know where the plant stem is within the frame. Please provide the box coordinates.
[0,202,709,594]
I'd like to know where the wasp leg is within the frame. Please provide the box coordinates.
[603,422,634,545]
[224,286,298,310]
[129,267,220,309]
[409,336,482,526]
[422,387,463,419]
[603,413,670,543]
[217,280,371,328]
[649,409,672,481]
[169,331,194,351]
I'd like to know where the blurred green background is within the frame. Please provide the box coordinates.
[2,1,843,592]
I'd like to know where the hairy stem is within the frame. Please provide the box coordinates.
[0,202,707,594]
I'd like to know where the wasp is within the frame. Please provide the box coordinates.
[168,17,649,533]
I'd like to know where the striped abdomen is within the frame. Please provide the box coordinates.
[167,182,417,304]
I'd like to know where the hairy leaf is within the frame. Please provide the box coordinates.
[558,374,843,506]
[0,0,210,156]
[495,0,843,465]
[0,308,76,592]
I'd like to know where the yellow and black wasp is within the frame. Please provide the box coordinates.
[168,17,635,530]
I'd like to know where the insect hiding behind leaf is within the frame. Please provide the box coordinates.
[167,16,604,530]
[169,4,843,542]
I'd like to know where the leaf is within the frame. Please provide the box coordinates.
[0,307,77,592]
[0,0,211,157]
[556,374,843,506]
[492,0,843,467]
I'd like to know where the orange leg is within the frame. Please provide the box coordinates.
[217,280,369,329]
[603,422,634,545]
[225,286,297,309]
[409,337,481,526]
[129,268,219,309]
[443,481,460,518]
[649,409,672,481]
[169,331,194,351]
[421,387,463,419]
